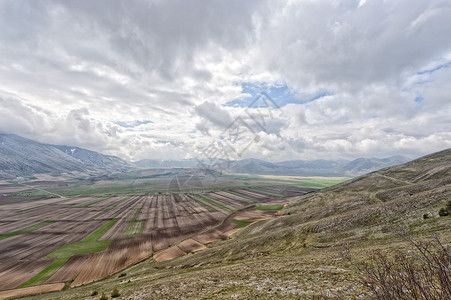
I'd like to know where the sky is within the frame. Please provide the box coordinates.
[0,0,450,162]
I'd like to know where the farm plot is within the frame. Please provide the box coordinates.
[0,260,53,291]
[155,205,283,263]
[0,283,65,299]
[0,184,310,295]
[0,192,230,292]
[227,189,271,202]
[46,235,153,287]
[204,192,254,210]
[226,186,313,203]
[257,185,316,196]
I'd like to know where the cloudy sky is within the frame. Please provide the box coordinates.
[0,0,450,162]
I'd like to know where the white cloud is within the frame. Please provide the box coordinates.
[0,0,450,161]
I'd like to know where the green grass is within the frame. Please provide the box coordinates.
[0,221,55,240]
[123,209,145,237]
[192,194,237,213]
[231,219,253,228]
[82,218,119,242]
[21,218,119,287]
[225,191,260,203]
[47,240,112,259]
[123,221,145,237]
[254,204,284,210]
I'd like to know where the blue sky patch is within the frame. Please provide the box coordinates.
[225,82,333,108]
[416,61,451,75]
[114,120,153,128]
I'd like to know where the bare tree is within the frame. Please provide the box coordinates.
[342,237,450,299]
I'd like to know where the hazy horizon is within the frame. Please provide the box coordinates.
[1,0,450,162]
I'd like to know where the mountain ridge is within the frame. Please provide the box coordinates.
[134,156,410,176]
[0,132,412,178]
[0,133,129,178]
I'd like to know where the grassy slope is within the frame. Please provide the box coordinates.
[21,150,451,299]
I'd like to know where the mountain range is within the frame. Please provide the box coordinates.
[134,156,409,176]
[0,133,129,178]
[0,133,410,179]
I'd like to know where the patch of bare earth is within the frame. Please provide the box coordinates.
[153,246,186,262]
[0,283,65,299]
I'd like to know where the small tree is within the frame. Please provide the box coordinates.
[100,293,108,300]
[111,288,120,298]
[91,290,98,296]
[438,208,449,217]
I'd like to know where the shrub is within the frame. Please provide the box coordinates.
[111,288,120,298]
[344,237,451,299]
[438,208,449,217]
[91,290,98,296]
[100,292,108,300]
[423,213,429,219]
[118,273,126,278]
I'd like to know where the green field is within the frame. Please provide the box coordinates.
[123,209,145,237]
[254,204,284,210]
[19,171,349,199]
[231,219,252,228]
[21,218,119,287]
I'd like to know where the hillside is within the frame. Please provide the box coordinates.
[23,148,450,299]
[53,145,128,169]
[0,134,129,178]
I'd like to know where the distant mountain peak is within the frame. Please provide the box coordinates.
[0,133,129,178]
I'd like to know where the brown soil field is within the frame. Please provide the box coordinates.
[0,259,52,290]
[0,197,65,211]
[0,186,302,296]
[0,233,75,260]
[0,195,59,206]
[234,189,274,200]
[214,191,254,203]
[153,246,186,262]
[0,283,65,299]
[47,236,153,287]
[206,192,251,210]
[0,186,33,193]
[150,206,280,263]
[178,239,207,253]
[193,229,228,244]
[233,210,278,221]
